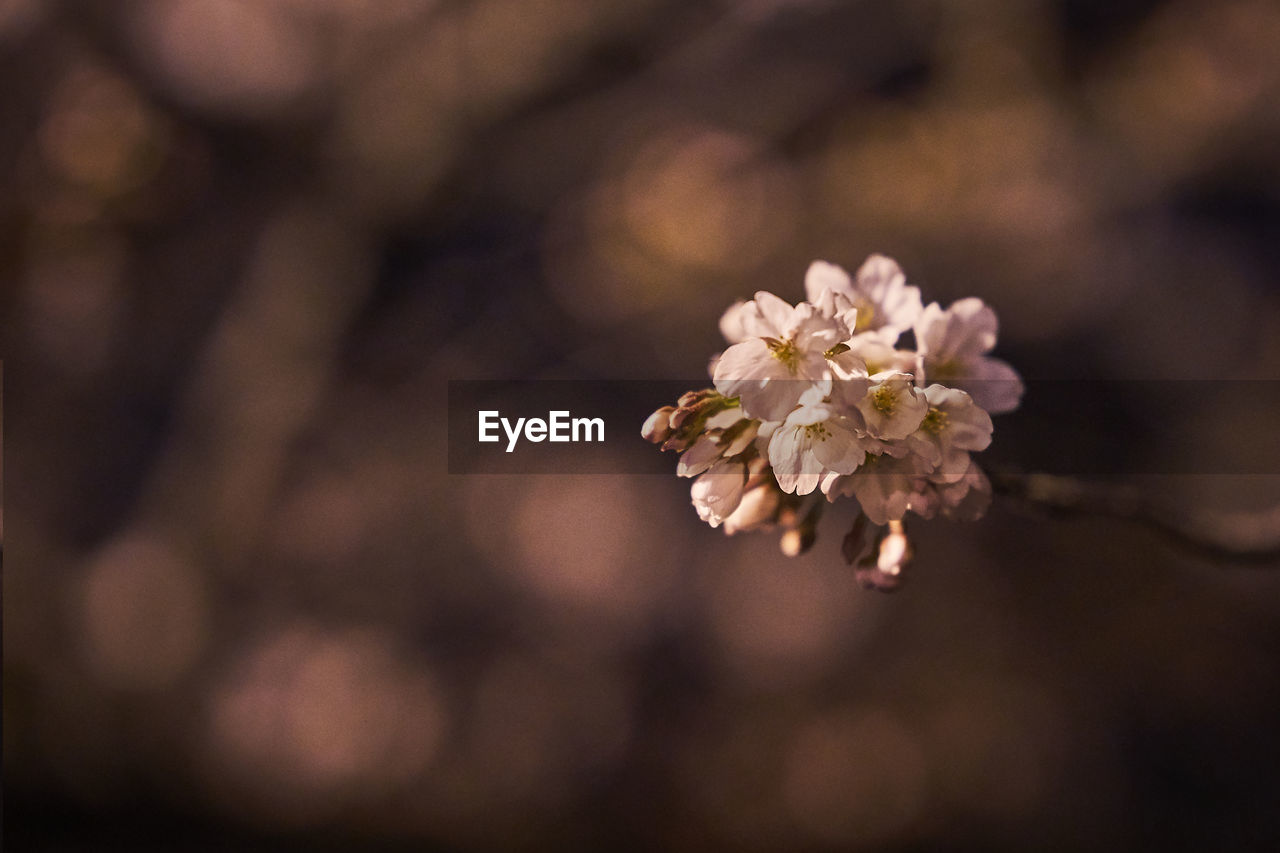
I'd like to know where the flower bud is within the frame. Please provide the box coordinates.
[723,483,780,535]
[780,526,814,557]
[677,389,719,409]
[641,406,676,444]
[855,519,911,591]
[780,500,823,556]
[669,395,720,430]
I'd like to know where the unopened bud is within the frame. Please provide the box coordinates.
[641,406,676,444]
[780,527,813,557]
[669,395,722,430]
[855,519,911,592]
[780,500,824,557]
[677,389,719,409]
[723,483,780,535]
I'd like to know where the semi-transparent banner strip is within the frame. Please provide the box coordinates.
[447,380,1280,475]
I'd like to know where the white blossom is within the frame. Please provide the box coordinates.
[904,457,993,522]
[914,297,1024,414]
[855,372,928,441]
[651,254,1018,566]
[713,291,848,421]
[804,255,922,346]
[902,384,993,479]
[822,452,931,526]
[768,392,865,495]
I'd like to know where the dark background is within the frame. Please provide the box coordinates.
[4,0,1280,849]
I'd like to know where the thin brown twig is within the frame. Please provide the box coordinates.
[988,471,1280,565]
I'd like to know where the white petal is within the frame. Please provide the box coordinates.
[939,460,991,521]
[947,409,993,452]
[677,437,722,478]
[691,460,747,527]
[819,469,850,499]
[768,427,806,493]
[804,260,853,305]
[903,433,943,468]
[878,285,923,335]
[746,380,812,422]
[723,483,779,534]
[941,298,998,359]
[718,300,750,343]
[855,253,905,299]
[713,338,773,382]
[932,448,973,483]
[785,396,831,427]
[812,420,866,474]
[963,357,1023,414]
[849,472,911,526]
[810,288,859,331]
[791,302,847,349]
[752,291,795,337]
[921,384,969,408]
[792,470,823,496]
[714,340,802,419]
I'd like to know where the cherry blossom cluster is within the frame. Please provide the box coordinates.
[643,255,1022,585]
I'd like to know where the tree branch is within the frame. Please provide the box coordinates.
[988,471,1280,565]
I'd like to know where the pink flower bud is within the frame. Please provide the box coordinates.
[641,406,676,444]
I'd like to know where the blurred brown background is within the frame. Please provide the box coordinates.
[4,0,1280,849]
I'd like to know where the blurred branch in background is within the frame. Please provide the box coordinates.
[992,472,1280,565]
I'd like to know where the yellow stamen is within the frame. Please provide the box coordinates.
[921,406,949,434]
[803,423,831,441]
[871,385,897,415]
[854,299,875,333]
[766,337,800,372]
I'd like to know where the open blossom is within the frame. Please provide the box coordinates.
[713,291,849,421]
[804,255,922,346]
[914,298,1024,414]
[646,253,1020,580]
[768,392,865,495]
[822,451,931,526]
[902,384,993,479]
[903,458,993,522]
[856,372,928,440]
